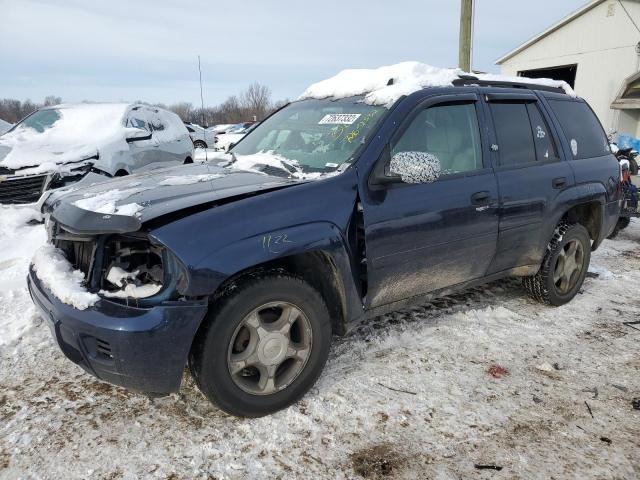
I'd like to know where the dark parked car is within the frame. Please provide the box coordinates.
[28,77,621,417]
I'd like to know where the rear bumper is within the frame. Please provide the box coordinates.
[600,198,622,244]
[28,268,208,394]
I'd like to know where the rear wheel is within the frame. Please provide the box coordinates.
[189,273,332,417]
[629,157,639,176]
[193,140,207,149]
[523,222,591,306]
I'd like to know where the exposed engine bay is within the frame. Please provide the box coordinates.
[99,236,164,300]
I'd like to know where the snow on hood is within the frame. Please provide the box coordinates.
[0,103,130,175]
[31,245,98,310]
[158,174,224,186]
[72,186,150,217]
[299,61,576,107]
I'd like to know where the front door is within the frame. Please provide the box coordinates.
[362,95,500,309]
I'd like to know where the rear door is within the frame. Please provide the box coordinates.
[362,94,500,308]
[481,91,575,274]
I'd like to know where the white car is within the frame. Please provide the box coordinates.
[0,118,12,135]
[185,122,216,149]
[216,122,259,151]
[0,103,193,206]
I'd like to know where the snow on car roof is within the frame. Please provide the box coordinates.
[0,103,132,173]
[299,61,576,107]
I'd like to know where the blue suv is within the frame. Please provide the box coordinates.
[29,77,621,417]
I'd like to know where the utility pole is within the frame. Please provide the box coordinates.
[198,55,205,127]
[459,0,474,72]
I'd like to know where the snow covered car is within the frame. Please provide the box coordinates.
[215,122,259,151]
[0,118,12,135]
[28,63,621,417]
[0,103,193,206]
[184,122,216,149]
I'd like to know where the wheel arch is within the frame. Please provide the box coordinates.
[546,183,609,251]
[180,222,364,340]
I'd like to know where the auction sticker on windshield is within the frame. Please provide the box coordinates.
[318,113,361,125]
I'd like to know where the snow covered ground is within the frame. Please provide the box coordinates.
[1,207,639,479]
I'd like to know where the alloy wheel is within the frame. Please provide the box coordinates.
[227,302,313,395]
[553,239,584,294]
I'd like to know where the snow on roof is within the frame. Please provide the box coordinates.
[0,103,131,173]
[299,62,575,107]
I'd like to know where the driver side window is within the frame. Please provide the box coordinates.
[392,102,483,175]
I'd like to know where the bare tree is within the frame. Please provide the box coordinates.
[240,83,272,120]
[43,95,62,107]
[167,102,193,122]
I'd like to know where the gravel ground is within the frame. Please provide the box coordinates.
[1,210,639,479]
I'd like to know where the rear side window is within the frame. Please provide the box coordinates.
[490,103,536,167]
[526,103,558,162]
[547,100,609,159]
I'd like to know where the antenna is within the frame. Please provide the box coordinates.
[198,55,205,127]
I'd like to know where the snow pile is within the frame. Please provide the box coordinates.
[300,61,575,106]
[158,174,223,186]
[31,245,98,310]
[73,187,148,217]
[0,103,130,174]
[0,207,47,347]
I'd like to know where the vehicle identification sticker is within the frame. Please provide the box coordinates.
[318,113,361,125]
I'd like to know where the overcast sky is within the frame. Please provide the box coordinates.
[0,0,587,106]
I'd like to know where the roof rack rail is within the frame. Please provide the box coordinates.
[452,75,566,94]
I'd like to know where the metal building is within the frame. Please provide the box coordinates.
[497,0,640,146]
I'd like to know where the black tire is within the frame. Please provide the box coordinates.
[629,157,639,176]
[193,140,207,149]
[523,222,591,306]
[114,169,128,177]
[189,273,332,417]
[184,156,193,165]
[607,216,631,239]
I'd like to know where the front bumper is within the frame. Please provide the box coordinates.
[27,268,208,394]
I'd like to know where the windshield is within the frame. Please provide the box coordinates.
[231,97,386,173]
[15,109,62,133]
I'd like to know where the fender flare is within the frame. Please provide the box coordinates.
[183,221,364,328]
[541,182,607,251]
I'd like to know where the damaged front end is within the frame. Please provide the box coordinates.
[49,221,188,307]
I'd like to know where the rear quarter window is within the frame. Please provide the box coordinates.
[547,100,610,159]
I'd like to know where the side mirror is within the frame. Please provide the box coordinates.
[389,151,442,184]
[125,127,152,143]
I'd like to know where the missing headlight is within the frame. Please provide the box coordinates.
[99,235,165,300]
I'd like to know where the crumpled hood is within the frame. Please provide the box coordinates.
[48,162,303,234]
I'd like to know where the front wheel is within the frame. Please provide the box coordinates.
[523,222,591,306]
[189,273,332,417]
[193,140,207,149]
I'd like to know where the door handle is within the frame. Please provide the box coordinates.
[552,177,567,189]
[471,191,490,205]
